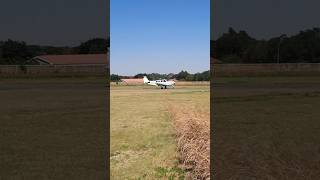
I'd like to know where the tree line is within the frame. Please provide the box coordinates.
[0,38,109,65]
[211,27,320,63]
[111,70,210,82]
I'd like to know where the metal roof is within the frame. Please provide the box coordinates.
[33,54,108,65]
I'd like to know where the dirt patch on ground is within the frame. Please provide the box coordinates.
[168,104,210,179]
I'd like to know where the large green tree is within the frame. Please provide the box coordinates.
[0,40,32,64]
[212,27,320,63]
[0,38,109,65]
[75,38,109,54]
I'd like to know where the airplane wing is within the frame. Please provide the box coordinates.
[155,82,174,88]
[155,82,167,86]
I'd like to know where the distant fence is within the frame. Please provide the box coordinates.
[213,63,320,77]
[0,65,108,77]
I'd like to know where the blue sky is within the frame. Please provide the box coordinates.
[111,0,209,76]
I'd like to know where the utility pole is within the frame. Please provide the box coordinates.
[277,34,286,64]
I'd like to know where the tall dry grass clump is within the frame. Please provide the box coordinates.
[168,105,210,179]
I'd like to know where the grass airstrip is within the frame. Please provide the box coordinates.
[110,82,210,179]
[4,75,318,179]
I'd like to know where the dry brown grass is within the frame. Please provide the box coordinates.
[168,104,210,179]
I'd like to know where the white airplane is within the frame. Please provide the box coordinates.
[143,76,175,89]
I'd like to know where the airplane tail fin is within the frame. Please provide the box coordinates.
[143,76,149,83]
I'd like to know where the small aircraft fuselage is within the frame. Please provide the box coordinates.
[143,76,175,89]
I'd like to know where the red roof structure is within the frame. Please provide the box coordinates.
[121,78,144,85]
[32,54,108,65]
[211,57,222,64]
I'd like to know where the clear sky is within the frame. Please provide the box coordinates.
[212,0,320,40]
[111,0,210,76]
[0,0,108,46]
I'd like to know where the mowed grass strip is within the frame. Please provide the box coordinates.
[110,85,209,179]
[110,86,178,179]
